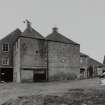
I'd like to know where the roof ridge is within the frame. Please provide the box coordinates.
[46,30,79,45]
[22,26,44,39]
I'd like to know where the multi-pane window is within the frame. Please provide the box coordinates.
[2,43,9,52]
[2,57,9,65]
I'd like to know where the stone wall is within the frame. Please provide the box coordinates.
[13,37,80,82]
[47,41,80,79]
[20,37,47,68]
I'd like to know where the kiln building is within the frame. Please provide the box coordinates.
[0,21,80,82]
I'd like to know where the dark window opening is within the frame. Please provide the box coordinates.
[80,68,85,74]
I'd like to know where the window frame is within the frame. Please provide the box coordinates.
[2,57,9,65]
[2,43,9,52]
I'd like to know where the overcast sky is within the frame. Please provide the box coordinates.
[0,0,104,62]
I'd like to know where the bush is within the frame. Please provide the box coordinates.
[50,72,77,81]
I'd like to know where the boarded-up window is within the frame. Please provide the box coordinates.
[21,70,33,82]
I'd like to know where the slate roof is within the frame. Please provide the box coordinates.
[80,52,104,67]
[22,26,44,39]
[46,27,79,45]
[88,57,104,67]
[0,28,22,43]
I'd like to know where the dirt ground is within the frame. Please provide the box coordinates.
[0,78,105,105]
[2,88,105,105]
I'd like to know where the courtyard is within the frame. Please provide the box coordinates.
[0,78,105,104]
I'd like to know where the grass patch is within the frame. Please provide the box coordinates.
[50,72,77,81]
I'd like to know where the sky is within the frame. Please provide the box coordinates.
[0,0,104,62]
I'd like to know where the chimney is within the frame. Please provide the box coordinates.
[52,27,58,33]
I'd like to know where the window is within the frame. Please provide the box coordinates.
[2,43,9,52]
[2,57,9,65]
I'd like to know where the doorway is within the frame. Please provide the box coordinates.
[33,69,47,82]
[80,68,85,79]
[87,66,93,78]
[0,68,13,82]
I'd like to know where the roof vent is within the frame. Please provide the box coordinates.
[52,27,58,33]
[24,19,32,30]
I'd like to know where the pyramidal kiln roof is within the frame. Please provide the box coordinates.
[46,27,79,45]
[22,20,44,39]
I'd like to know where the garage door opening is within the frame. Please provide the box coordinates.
[80,68,85,79]
[0,68,13,82]
[33,69,47,82]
